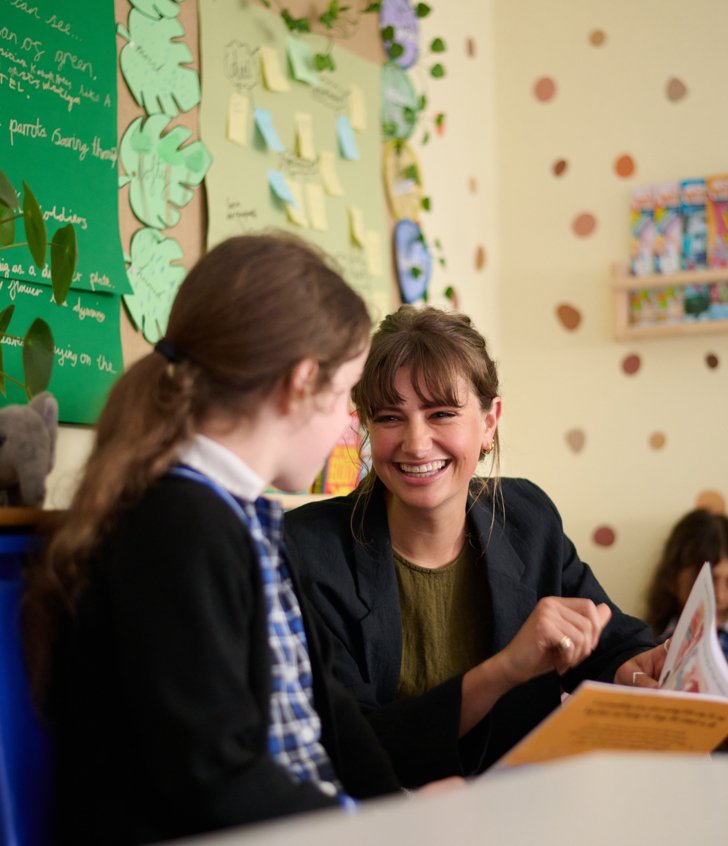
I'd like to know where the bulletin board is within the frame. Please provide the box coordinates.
[198,0,393,323]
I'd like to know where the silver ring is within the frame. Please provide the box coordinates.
[663,638,671,653]
[632,671,646,685]
[558,635,573,651]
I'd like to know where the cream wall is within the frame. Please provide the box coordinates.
[46,1,728,620]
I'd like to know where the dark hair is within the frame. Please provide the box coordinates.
[23,233,371,697]
[352,305,501,501]
[644,509,728,635]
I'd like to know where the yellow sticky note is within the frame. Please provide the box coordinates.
[318,151,344,197]
[226,91,249,147]
[364,230,383,276]
[259,45,290,92]
[348,205,365,247]
[295,112,316,161]
[286,180,309,228]
[348,84,366,131]
[306,182,328,232]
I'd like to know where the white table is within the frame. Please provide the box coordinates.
[168,752,728,846]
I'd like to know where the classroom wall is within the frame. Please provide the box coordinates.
[45,0,728,619]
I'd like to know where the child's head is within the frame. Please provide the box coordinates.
[644,508,728,634]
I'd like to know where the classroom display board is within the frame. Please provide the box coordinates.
[0,0,126,422]
[198,0,392,323]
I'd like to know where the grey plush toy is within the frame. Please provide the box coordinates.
[0,392,58,508]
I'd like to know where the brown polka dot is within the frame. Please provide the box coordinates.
[695,490,726,515]
[706,353,719,369]
[466,38,476,58]
[556,303,582,331]
[565,428,585,453]
[621,353,641,375]
[666,77,688,102]
[649,432,666,450]
[589,29,606,47]
[593,525,616,547]
[552,159,568,177]
[533,76,557,102]
[474,245,486,270]
[468,177,478,194]
[614,154,635,178]
[572,212,597,237]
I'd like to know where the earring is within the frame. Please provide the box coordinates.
[483,442,493,455]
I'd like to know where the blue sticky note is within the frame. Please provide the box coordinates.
[254,107,285,153]
[267,170,296,207]
[336,115,359,161]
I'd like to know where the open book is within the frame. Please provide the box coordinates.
[497,563,728,768]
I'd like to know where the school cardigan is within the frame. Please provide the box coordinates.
[48,476,399,846]
[284,477,656,787]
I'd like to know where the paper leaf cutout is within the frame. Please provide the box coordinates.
[128,0,181,19]
[118,9,201,117]
[119,114,212,229]
[123,227,185,343]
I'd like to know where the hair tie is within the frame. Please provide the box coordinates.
[154,338,182,363]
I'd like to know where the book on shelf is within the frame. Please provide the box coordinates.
[496,563,728,769]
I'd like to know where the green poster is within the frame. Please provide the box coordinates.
[0,279,122,424]
[0,0,130,295]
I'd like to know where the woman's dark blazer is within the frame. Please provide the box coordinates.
[285,477,655,787]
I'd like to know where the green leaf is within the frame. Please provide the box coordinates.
[410,266,422,279]
[438,257,446,267]
[382,121,397,136]
[261,0,271,6]
[0,200,16,248]
[403,164,420,182]
[434,238,442,249]
[422,288,429,303]
[415,2,431,17]
[281,10,311,33]
[0,170,19,210]
[418,94,428,110]
[431,63,445,78]
[435,112,445,126]
[22,317,54,399]
[444,285,454,300]
[50,223,77,305]
[421,131,430,145]
[118,10,201,118]
[0,304,14,392]
[421,196,432,211]
[381,25,395,41]
[430,37,446,52]
[314,52,335,71]
[389,41,404,59]
[22,182,47,269]
[363,2,381,11]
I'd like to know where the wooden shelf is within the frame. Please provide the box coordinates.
[610,263,728,341]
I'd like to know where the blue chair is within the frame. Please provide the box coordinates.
[0,528,52,846]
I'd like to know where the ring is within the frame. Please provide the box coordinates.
[557,635,573,651]
[663,638,671,653]
[632,671,646,685]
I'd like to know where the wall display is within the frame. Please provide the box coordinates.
[394,218,431,303]
[197,0,392,322]
[383,140,424,221]
[381,61,418,141]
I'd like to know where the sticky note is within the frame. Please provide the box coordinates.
[295,112,316,161]
[226,92,249,146]
[286,36,320,86]
[318,151,344,196]
[306,182,328,231]
[365,230,383,276]
[336,115,359,161]
[348,84,366,131]
[286,180,309,227]
[259,45,290,92]
[254,107,285,153]
[348,205,365,247]
[267,170,296,206]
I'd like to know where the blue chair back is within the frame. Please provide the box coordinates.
[0,530,52,846]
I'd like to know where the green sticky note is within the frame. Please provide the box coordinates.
[286,36,320,86]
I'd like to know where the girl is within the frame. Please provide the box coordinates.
[22,234,401,845]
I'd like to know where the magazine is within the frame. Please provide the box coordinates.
[497,563,728,768]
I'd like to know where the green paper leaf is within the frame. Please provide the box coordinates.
[281,10,311,33]
[123,227,185,343]
[0,304,14,398]
[118,10,201,117]
[0,200,16,248]
[0,170,19,210]
[431,63,445,78]
[381,25,395,41]
[50,224,78,305]
[421,131,430,145]
[421,196,432,211]
[22,317,54,399]
[403,164,420,182]
[22,182,47,269]
[430,37,446,52]
[444,286,455,300]
[120,114,212,229]
[418,94,428,110]
[364,2,381,11]
[389,41,404,59]
[128,0,181,17]
[435,112,445,126]
[415,3,431,18]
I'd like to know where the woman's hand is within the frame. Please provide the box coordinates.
[613,642,668,688]
[497,596,613,686]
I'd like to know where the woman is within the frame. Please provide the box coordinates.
[285,305,664,787]
[22,235,402,845]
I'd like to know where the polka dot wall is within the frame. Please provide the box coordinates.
[486,0,728,614]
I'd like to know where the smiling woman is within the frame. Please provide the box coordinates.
[285,305,664,787]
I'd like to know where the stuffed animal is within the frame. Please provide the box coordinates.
[0,392,58,508]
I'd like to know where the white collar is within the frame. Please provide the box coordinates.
[177,433,265,501]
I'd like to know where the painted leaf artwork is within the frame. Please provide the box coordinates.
[123,228,186,343]
[118,9,201,117]
[129,0,183,18]
[119,114,212,229]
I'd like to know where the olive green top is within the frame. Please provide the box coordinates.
[394,538,491,699]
